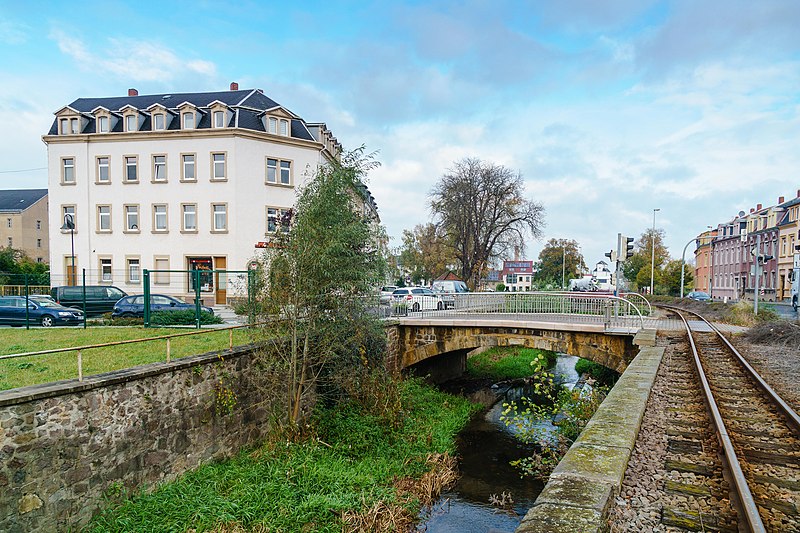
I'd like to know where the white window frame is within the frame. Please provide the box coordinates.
[61,205,76,232]
[211,152,226,181]
[182,112,195,129]
[213,111,225,128]
[124,156,138,183]
[266,157,292,185]
[98,116,109,133]
[60,118,68,135]
[152,154,167,182]
[61,157,75,184]
[126,257,141,284]
[70,118,79,134]
[124,204,140,233]
[182,203,197,232]
[153,113,165,131]
[125,114,137,132]
[279,119,289,136]
[181,153,196,182]
[212,203,228,233]
[97,205,112,233]
[266,206,289,234]
[100,257,112,282]
[152,204,168,233]
[96,156,110,184]
[268,117,277,134]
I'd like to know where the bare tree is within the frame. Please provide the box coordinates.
[430,158,545,288]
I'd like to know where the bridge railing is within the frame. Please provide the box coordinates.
[386,291,645,330]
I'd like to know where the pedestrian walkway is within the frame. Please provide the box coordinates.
[211,305,246,325]
[645,317,746,333]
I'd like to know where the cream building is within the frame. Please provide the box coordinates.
[44,84,375,304]
[0,189,48,263]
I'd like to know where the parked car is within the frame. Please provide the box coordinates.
[391,287,444,312]
[26,294,57,304]
[0,296,84,327]
[379,285,398,304]
[431,280,469,308]
[686,291,711,301]
[112,294,214,318]
[51,286,127,317]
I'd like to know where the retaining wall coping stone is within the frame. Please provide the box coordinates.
[516,346,665,533]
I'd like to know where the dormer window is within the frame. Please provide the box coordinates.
[71,118,79,134]
[182,112,195,129]
[213,111,225,128]
[98,116,109,133]
[60,118,68,134]
[279,119,289,136]
[126,115,137,132]
[268,117,277,134]
[153,113,165,131]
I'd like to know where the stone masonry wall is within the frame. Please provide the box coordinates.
[0,344,272,533]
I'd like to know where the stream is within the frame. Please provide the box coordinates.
[418,354,581,532]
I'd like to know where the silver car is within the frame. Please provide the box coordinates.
[392,287,444,312]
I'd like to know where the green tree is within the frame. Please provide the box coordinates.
[430,158,545,289]
[398,223,456,285]
[0,248,49,285]
[534,239,586,288]
[255,147,388,429]
[621,228,669,292]
[661,259,691,296]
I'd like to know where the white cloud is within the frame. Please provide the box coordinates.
[50,30,218,82]
[0,18,29,45]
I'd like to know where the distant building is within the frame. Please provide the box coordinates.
[500,260,535,291]
[0,189,48,263]
[777,192,800,301]
[589,261,613,291]
[434,270,461,282]
[693,228,717,294]
[479,268,501,291]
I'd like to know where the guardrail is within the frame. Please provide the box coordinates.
[384,291,645,330]
[0,323,256,383]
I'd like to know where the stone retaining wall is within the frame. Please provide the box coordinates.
[0,344,271,533]
[516,344,665,532]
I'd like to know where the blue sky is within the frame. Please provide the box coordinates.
[2,0,800,269]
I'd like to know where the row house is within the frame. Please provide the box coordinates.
[777,192,800,300]
[741,202,781,302]
[693,228,717,294]
[45,84,377,305]
[501,260,535,291]
[706,216,744,301]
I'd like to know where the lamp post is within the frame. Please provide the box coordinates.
[650,208,660,295]
[61,213,75,286]
[679,226,713,298]
[562,245,566,290]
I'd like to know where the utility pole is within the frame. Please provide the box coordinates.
[651,208,660,295]
[562,246,566,290]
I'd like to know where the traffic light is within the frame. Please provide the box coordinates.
[604,249,617,262]
[616,234,635,262]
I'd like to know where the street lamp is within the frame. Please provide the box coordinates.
[61,213,75,286]
[679,226,713,298]
[650,208,660,295]
[561,245,566,290]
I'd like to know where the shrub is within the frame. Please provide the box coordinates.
[150,310,222,326]
[574,358,618,387]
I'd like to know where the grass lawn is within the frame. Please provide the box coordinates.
[89,379,480,532]
[0,327,252,391]
[465,346,558,380]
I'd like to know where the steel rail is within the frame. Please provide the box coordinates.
[663,305,766,532]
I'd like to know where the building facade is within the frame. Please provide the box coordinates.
[44,85,371,304]
[500,260,535,291]
[693,228,716,294]
[0,189,49,263]
[741,202,781,302]
[708,215,745,302]
[777,192,800,300]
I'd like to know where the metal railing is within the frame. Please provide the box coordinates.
[384,291,645,330]
[0,322,258,383]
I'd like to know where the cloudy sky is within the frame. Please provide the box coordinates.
[1,0,799,267]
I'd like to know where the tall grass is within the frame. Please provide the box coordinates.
[88,379,479,532]
[466,346,557,380]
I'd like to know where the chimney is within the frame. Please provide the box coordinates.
[514,246,520,261]
[230,82,239,91]
[750,208,755,213]
[797,189,800,198]
[757,203,762,210]
[779,196,785,204]
[128,88,138,96]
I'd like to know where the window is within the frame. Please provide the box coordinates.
[7,237,11,247]
[100,258,112,282]
[60,118,68,134]
[152,155,167,182]
[124,205,139,232]
[212,203,227,232]
[36,220,41,230]
[181,154,196,181]
[37,238,41,248]
[62,205,76,231]
[124,156,138,182]
[279,119,289,136]
[268,117,277,134]
[183,112,195,129]
[98,116,109,133]
[71,118,79,134]
[62,157,75,184]
[214,111,225,128]
[153,204,168,232]
[97,205,111,232]
[154,257,169,284]
[212,153,226,180]
[126,115,137,132]
[6,218,10,228]
[280,160,291,185]
[96,156,110,183]
[266,158,292,185]
[127,258,140,284]
[182,204,197,232]
[267,207,289,233]
[153,113,165,130]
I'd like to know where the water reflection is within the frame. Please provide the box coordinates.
[419,355,580,532]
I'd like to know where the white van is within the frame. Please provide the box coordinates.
[431,280,469,308]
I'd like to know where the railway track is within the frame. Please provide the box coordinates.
[663,306,800,532]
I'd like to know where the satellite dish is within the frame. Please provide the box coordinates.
[738,210,746,217]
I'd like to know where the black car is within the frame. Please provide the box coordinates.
[0,296,84,327]
[686,291,711,301]
[51,286,127,317]
[112,294,214,318]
